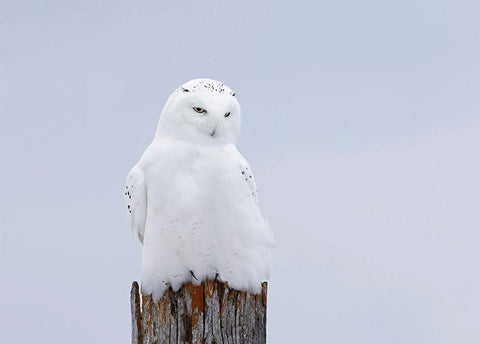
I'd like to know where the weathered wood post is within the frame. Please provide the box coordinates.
[130,280,268,344]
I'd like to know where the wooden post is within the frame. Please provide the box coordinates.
[130,280,268,344]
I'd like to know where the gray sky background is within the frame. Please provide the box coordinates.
[1,1,479,343]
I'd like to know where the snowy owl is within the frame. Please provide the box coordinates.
[124,79,274,300]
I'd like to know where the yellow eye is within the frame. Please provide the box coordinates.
[193,107,206,113]
[224,112,231,117]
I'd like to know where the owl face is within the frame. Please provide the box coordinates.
[157,79,241,144]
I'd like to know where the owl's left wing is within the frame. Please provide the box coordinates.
[124,164,147,244]
[239,160,259,203]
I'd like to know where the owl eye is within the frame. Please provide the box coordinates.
[224,112,231,118]
[193,107,206,114]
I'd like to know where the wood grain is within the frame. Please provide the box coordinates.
[131,280,268,344]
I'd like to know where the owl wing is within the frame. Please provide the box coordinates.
[124,164,147,244]
[239,159,259,203]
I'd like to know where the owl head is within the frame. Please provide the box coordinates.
[155,79,241,144]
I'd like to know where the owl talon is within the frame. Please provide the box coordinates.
[190,270,199,281]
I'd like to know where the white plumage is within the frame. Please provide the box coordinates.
[125,79,274,300]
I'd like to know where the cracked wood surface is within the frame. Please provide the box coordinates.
[130,280,268,344]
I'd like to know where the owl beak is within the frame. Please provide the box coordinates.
[210,125,217,137]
